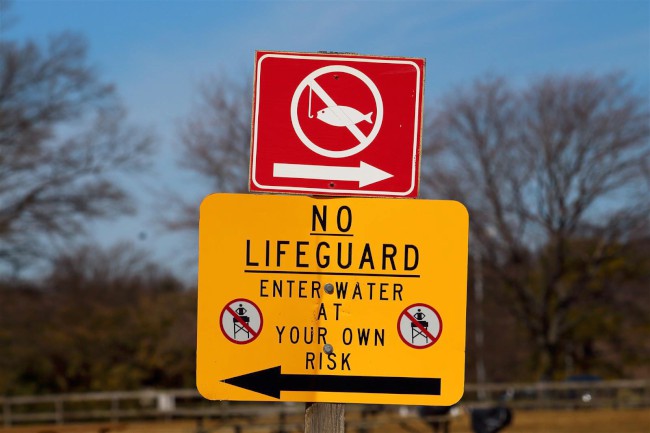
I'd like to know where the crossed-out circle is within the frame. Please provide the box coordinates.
[290,65,383,159]
[397,303,443,349]
[219,298,263,345]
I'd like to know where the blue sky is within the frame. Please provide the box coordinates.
[4,0,649,279]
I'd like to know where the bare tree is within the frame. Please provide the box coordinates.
[423,73,650,379]
[0,32,152,272]
[163,75,251,231]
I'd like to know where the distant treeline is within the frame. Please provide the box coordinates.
[0,244,196,395]
[1,238,649,396]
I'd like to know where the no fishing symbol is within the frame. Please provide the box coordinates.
[220,299,263,344]
[273,65,391,187]
[249,51,426,197]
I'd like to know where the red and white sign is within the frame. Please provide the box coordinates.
[220,299,263,344]
[249,51,425,198]
[397,303,442,349]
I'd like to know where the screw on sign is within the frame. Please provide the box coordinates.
[220,299,263,344]
[397,303,443,349]
[250,51,425,197]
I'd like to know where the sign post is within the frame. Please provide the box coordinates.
[197,50,468,433]
[305,403,344,433]
[197,193,468,406]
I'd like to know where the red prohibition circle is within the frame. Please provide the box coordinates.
[397,303,443,349]
[219,298,263,345]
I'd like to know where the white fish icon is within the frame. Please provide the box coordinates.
[317,106,373,127]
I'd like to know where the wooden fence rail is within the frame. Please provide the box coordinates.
[1,380,649,427]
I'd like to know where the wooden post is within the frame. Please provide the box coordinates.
[304,403,344,433]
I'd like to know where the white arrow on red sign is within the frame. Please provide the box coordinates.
[273,162,393,188]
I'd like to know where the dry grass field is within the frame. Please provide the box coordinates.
[1,408,649,433]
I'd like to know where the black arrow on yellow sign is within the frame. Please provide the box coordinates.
[222,366,441,399]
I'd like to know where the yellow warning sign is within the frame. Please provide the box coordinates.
[197,193,468,405]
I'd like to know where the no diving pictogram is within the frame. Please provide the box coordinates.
[290,65,384,159]
[220,299,263,344]
[397,303,442,349]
